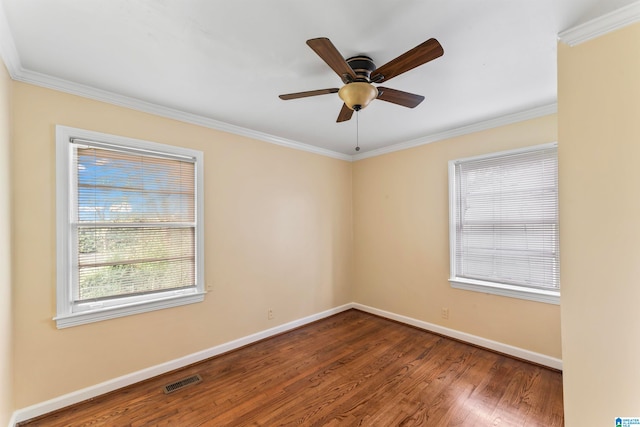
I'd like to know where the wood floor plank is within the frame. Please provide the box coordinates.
[19,310,563,426]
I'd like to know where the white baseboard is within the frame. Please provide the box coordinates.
[351,303,562,371]
[10,304,352,426]
[10,302,562,426]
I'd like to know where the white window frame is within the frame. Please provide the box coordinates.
[448,143,559,305]
[55,126,205,328]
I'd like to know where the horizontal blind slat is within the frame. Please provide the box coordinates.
[455,146,559,290]
[72,142,197,302]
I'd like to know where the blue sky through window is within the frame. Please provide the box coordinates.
[76,149,194,223]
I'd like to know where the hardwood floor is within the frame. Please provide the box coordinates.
[20,310,563,426]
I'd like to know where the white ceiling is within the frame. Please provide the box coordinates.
[0,0,635,157]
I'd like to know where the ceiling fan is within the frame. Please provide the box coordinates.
[279,37,444,122]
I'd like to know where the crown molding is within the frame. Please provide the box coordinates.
[352,103,558,161]
[12,64,560,164]
[0,2,557,165]
[0,0,21,78]
[13,68,353,161]
[559,0,640,46]
[1,2,637,162]
[0,5,357,162]
[8,63,561,163]
[1,1,557,164]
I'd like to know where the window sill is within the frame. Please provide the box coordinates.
[449,277,559,305]
[54,292,205,329]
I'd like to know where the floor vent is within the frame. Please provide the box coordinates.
[163,374,203,394]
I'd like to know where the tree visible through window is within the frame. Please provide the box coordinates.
[75,147,195,300]
[56,126,204,328]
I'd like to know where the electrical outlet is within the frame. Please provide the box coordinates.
[441,307,449,320]
[268,309,274,320]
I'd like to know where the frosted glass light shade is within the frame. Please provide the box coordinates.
[338,82,378,111]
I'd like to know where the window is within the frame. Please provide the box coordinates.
[448,143,559,304]
[55,126,204,328]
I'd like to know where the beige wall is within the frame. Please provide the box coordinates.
[0,56,14,426]
[559,23,640,425]
[6,17,640,425]
[353,115,562,358]
[11,82,353,407]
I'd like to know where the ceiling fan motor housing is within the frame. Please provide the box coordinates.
[337,56,378,111]
[346,56,376,81]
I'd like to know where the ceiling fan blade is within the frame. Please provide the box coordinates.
[371,38,443,83]
[307,38,357,84]
[337,103,354,122]
[376,87,425,108]
[279,88,339,100]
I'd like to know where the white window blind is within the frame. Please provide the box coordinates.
[449,144,559,300]
[56,126,204,328]
[72,142,197,302]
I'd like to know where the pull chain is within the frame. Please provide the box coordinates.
[355,110,360,152]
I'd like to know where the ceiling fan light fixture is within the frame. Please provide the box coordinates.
[338,82,378,111]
